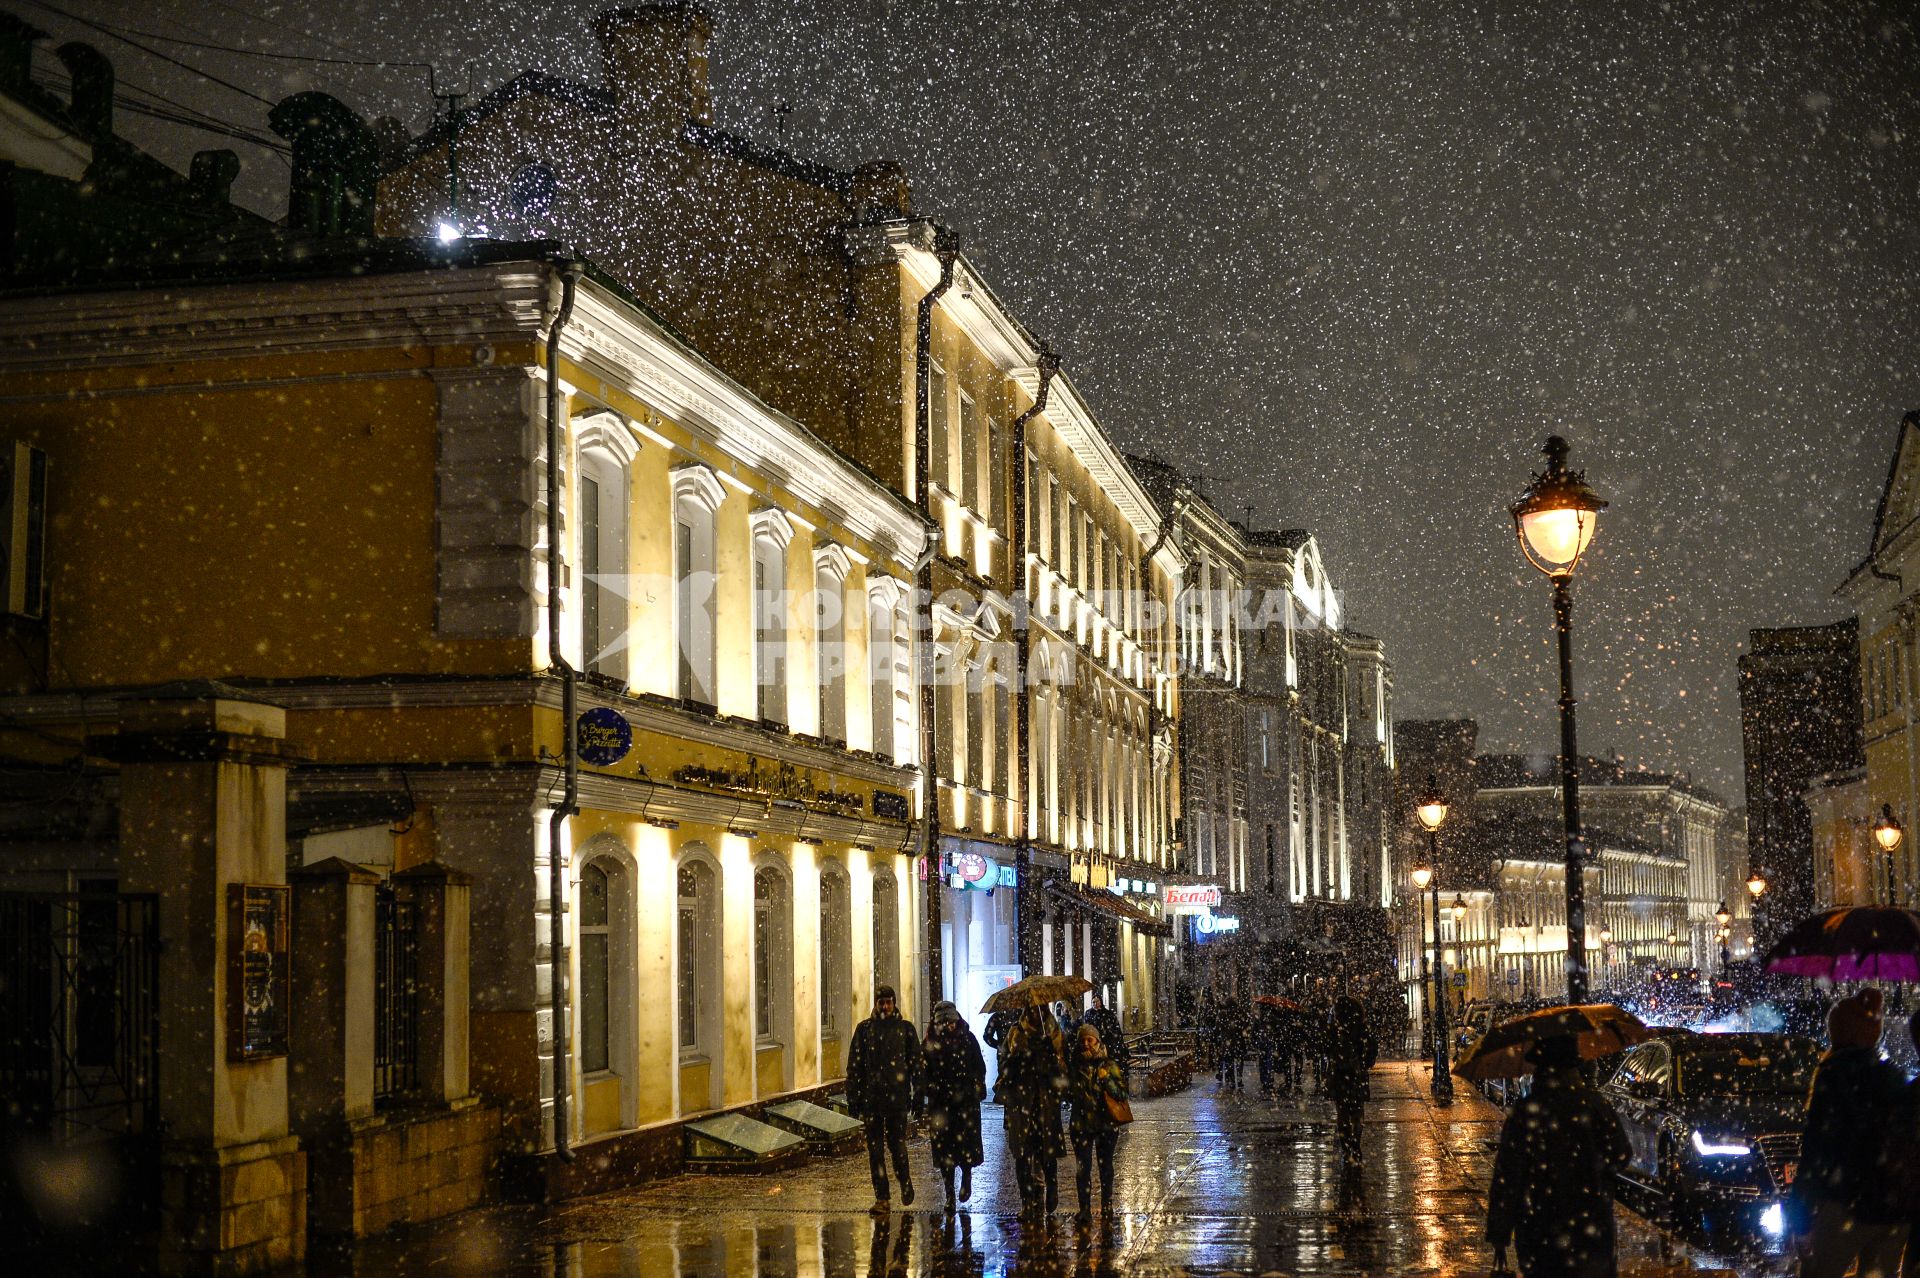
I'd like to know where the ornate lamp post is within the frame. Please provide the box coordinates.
[1874,804,1905,907]
[1599,925,1613,991]
[1510,435,1608,1004]
[1714,902,1732,974]
[1414,776,1453,1105]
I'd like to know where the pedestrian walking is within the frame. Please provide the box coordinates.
[1217,995,1247,1091]
[1485,1034,1630,1278]
[997,1003,1068,1221]
[846,983,924,1214]
[1793,988,1909,1278]
[1323,994,1376,1172]
[921,999,987,1215]
[1081,991,1130,1082]
[1066,1023,1131,1225]
[1253,1003,1281,1097]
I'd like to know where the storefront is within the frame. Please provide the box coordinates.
[939,838,1020,1082]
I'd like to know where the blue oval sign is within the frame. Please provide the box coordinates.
[577,707,632,766]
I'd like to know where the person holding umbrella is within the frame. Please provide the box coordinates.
[982,972,1086,1223]
[1485,1033,1631,1277]
[998,1002,1068,1221]
[1460,1004,1645,1277]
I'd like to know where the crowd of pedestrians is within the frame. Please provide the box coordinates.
[843,983,1139,1226]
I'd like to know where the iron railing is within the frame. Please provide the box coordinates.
[0,891,158,1142]
[372,881,419,1103]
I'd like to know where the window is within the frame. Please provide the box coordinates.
[511,161,557,219]
[1266,826,1277,894]
[820,864,851,1043]
[815,545,850,744]
[752,511,793,725]
[872,863,899,994]
[579,863,610,1073]
[1066,498,1080,588]
[672,467,725,707]
[576,415,636,680]
[989,420,1007,526]
[959,394,980,511]
[1048,475,1063,568]
[753,866,791,1045]
[676,855,719,1067]
[929,360,950,491]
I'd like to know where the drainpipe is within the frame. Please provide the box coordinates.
[544,260,582,1161]
[914,224,960,1008]
[1010,344,1060,973]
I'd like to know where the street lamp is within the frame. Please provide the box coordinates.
[1414,774,1453,1106]
[1747,871,1767,899]
[1510,435,1607,1004]
[1874,804,1904,907]
[1599,925,1613,990]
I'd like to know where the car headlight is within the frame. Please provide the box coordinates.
[1691,1130,1752,1157]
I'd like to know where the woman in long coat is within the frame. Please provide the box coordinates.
[1066,1023,1130,1223]
[997,1003,1067,1220]
[921,1000,987,1213]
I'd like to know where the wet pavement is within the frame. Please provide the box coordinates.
[315,1061,1794,1276]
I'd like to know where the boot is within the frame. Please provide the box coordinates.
[959,1166,972,1203]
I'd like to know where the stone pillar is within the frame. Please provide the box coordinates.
[394,861,474,1105]
[289,857,378,1128]
[108,685,309,1275]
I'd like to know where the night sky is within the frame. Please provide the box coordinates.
[23,0,1920,798]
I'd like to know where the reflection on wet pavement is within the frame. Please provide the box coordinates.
[314,1062,1790,1276]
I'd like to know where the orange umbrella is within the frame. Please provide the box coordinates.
[1255,996,1304,1011]
[1453,1003,1651,1081]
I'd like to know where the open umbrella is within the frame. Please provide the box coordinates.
[1254,995,1304,1011]
[980,973,1092,1014]
[1762,906,1920,982]
[1453,1003,1651,1082]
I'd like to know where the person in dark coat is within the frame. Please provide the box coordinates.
[997,1003,1067,1220]
[1323,995,1377,1171]
[846,984,924,1213]
[1253,1003,1281,1097]
[921,1000,987,1214]
[1081,992,1131,1081]
[1794,988,1909,1278]
[1066,1023,1130,1224]
[1486,1034,1631,1278]
[1216,995,1247,1091]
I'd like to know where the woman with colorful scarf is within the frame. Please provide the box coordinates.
[1066,1022,1130,1224]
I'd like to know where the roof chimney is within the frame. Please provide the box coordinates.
[850,161,911,223]
[189,149,239,206]
[55,41,113,140]
[593,4,714,131]
[268,92,378,237]
[0,13,42,98]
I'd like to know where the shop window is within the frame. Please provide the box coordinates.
[820,864,851,1044]
[676,852,720,1067]
[754,864,792,1046]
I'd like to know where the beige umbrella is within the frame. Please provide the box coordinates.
[980,973,1093,1014]
[1453,1003,1652,1082]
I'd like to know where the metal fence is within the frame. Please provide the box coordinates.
[0,891,159,1142]
[373,881,420,1103]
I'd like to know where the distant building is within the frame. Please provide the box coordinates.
[1737,619,1861,939]
[1834,410,1920,910]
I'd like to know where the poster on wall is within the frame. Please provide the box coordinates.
[227,883,290,1061]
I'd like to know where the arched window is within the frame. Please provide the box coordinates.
[814,545,851,745]
[676,850,721,1111]
[820,862,851,1053]
[576,413,638,681]
[867,578,909,763]
[579,862,612,1074]
[751,510,793,726]
[753,863,793,1070]
[672,466,726,708]
[871,862,899,995]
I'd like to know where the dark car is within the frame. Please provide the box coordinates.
[1602,1031,1818,1247]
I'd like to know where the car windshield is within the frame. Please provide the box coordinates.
[1676,1045,1815,1098]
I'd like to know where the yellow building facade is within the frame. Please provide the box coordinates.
[377,4,1186,1034]
[0,248,929,1200]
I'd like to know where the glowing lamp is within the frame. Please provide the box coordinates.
[1714,902,1731,929]
[1415,774,1449,833]
[1450,895,1468,924]
[1874,804,1905,854]
[1746,871,1767,899]
[1411,864,1433,891]
[1510,436,1607,578]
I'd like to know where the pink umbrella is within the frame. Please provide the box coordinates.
[1763,906,1920,982]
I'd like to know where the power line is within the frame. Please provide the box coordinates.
[52,10,432,76]
[17,0,278,107]
[30,68,289,153]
